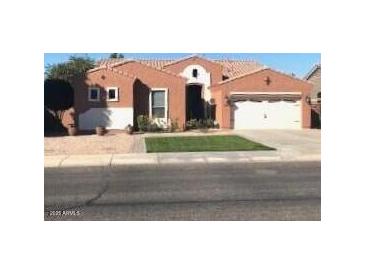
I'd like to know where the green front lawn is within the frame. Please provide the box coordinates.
[145,135,274,153]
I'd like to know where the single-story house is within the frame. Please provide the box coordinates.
[67,54,313,130]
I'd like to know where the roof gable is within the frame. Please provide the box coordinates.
[110,59,187,80]
[212,67,312,87]
[304,64,321,80]
[162,54,224,69]
[86,66,136,80]
[215,60,264,78]
[96,56,264,79]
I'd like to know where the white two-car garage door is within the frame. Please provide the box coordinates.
[233,100,301,129]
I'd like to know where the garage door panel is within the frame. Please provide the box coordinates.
[234,100,301,129]
[234,101,265,129]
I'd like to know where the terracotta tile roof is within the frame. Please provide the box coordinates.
[139,59,173,68]
[87,65,137,79]
[211,67,269,87]
[96,57,264,79]
[215,60,264,78]
[161,54,225,68]
[96,58,172,69]
[95,59,186,79]
[213,66,312,87]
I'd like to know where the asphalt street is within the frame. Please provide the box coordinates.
[44,161,321,221]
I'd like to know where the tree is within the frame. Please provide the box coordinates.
[44,79,74,130]
[109,53,124,59]
[45,55,95,80]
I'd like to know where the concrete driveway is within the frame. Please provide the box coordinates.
[234,129,321,160]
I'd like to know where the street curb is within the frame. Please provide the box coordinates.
[44,152,320,168]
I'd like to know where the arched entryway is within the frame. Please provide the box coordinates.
[186,84,204,121]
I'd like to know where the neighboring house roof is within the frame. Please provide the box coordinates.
[96,57,264,79]
[304,64,321,80]
[304,63,321,98]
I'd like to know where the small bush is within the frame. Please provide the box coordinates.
[137,115,166,132]
[186,119,198,130]
[137,115,149,132]
[186,119,219,130]
[147,122,163,132]
[170,118,179,132]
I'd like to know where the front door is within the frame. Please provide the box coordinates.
[186,84,204,121]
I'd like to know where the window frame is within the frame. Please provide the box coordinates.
[88,87,100,102]
[106,87,119,102]
[149,88,168,119]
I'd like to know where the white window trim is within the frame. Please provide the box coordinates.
[88,87,100,102]
[106,87,119,102]
[149,88,168,120]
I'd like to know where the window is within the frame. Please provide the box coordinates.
[192,69,198,78]
[151,89,166,118]
[88,87,100,101]
[106,87,119,101]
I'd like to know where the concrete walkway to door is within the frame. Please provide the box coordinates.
[234,129,321,161]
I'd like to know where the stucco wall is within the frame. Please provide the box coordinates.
[163,56,224,85]
[71,68,135,129]
[112,61,187,129]
[180,64,212,101]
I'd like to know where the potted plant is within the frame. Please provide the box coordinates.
[68,124,77,136]
[95,126,105,136]
[126,124,134,135]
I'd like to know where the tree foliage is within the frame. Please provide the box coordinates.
[44,79,74,125]
[45,55,95,80]
[109,53,124,59]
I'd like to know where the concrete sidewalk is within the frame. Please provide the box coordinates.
[44,150,320,168]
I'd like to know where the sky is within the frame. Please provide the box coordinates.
[44,53,320,78]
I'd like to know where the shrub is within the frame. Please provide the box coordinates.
[213,121,220,129]
[137,115,165,132]
[147,122,163,132]
[206,118,215,128]
[137,115,149,131]
[186,119,218,130]
[186,119,198,130]
[170,118,179,132]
